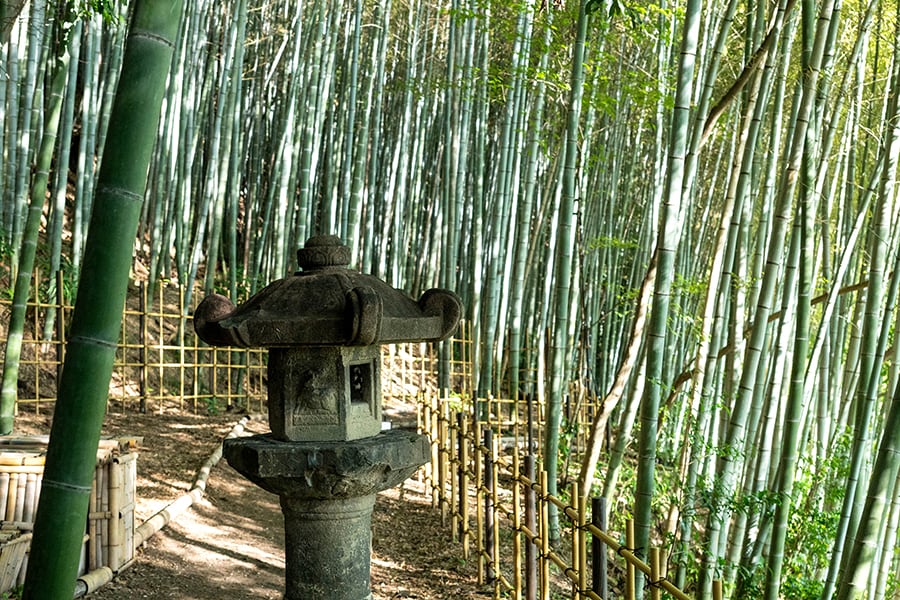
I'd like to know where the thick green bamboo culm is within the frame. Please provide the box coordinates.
[22,2,183,598]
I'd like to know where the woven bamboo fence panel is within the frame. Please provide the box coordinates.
[0,436,138,593]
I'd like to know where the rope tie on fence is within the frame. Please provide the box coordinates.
[616,544,644,559]
[647,574,672,590]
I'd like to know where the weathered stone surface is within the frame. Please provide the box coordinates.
[280,495,375,600]
[223,429,429,499]
[267,345,382,442]
[193,235,462,348]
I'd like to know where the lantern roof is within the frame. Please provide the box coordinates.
[194,235,461,348]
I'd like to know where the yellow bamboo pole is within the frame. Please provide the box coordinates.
[512,452,522,600]
[626,519,635,600]
[713,580,723,600]
[540,471,550,600]
[650,548,661,600]
[6,473,18,521]
[577,485,587,600]
[460,414,470,559]
[491,432,501,594]
[108,458,123,570]
[475,421,484,585]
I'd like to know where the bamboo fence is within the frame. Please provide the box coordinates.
[0,435,138,592]
[418,392,716,600]
[0,274,267,414]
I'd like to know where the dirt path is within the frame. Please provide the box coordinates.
[39,412,488,600]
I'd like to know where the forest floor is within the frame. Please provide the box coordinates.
[14,408,488,600]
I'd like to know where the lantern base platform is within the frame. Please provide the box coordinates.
[223,429,429,600]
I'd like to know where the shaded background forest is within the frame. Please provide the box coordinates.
[2,0,900,597]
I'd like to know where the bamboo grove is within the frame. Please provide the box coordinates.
[2,0,900,597]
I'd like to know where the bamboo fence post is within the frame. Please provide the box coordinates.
[525,455,537,600]
[475,421,484,585]
[650,547,661,600]
[32,269,40,410]
[572,481,581,600]
[592,496,608,598]
[491,431,500,594]
[713,580,723,600]
[178,285,186,411]
[0,472,9,520]
[108,458,123,571]
[460,411,470,557]
[439,397,449,525]
[14,471,25,520]
[484,427,496,585]
[6,473,17,521]
[88,476,97,569]
[577,484,587,600]
[450,410,459,541]
[99,462,108,569]
[513,452,522,600]
[626,518,635,600]
[23,473,36,522]
[540,470,550,600]
[56,270,65,387]
[139,283,147,413]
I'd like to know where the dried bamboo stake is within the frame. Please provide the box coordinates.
[540,471,550,600]
[475,421,484,585]
[713,580,723,600]
[572,482,581,600]
[512,452,522,600]
[100,462,109,569]
[22,473,36,522]
[6,473,18,521]
[525,456,537,600]
[439,399,449,525]
[577,484,587,600]
[56,270,66,387]
[88,476,98,569]
[625,519,635,600]
[0,472,9,521]
[14,471,26,521]
[650,548,661,600]
[450,412,459,542]
[490,431,500,592]
[139,283,147,413]
[108,458,123,570]
[459,413,471,557]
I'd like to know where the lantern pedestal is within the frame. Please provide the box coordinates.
[223,430,429,600]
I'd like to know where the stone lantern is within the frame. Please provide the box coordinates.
[193,235,461,600]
